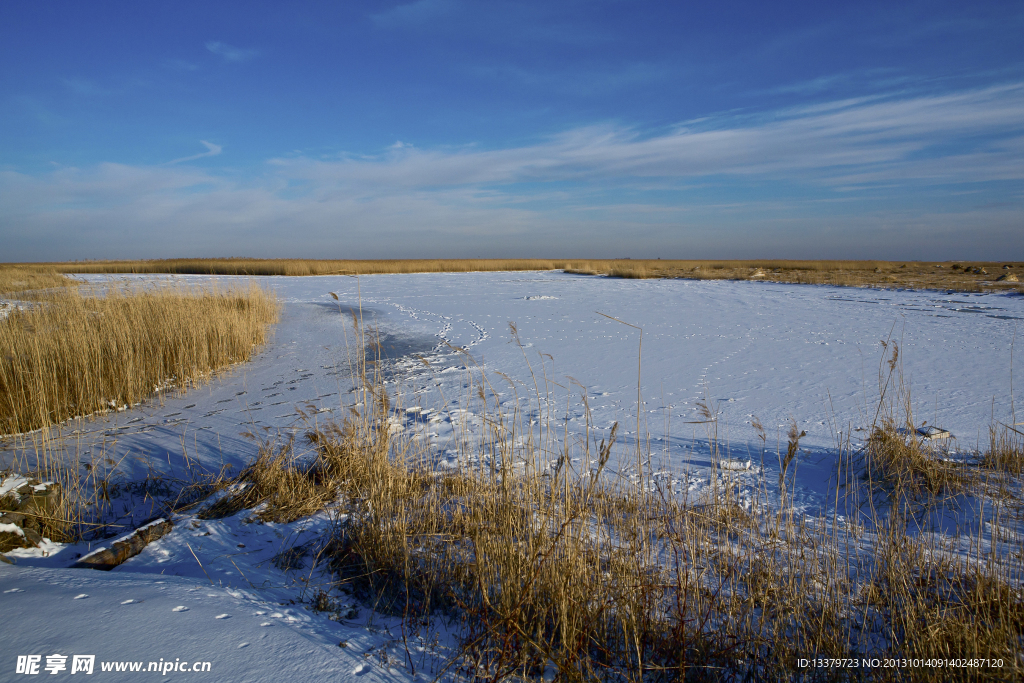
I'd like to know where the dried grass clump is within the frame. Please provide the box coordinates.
[294,407,1023,680]
[0,266,78,296]
[860,342,971,504]
[308,416,724,678]
[984,424,1024,475]
[0,283,279,435]
[865,525,1024,672]
[606,263,651,279]
[864,421,967,500]
[198,438,329,524]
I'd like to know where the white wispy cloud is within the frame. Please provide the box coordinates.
[205,41,258,63]
[2,81,1022,260]
[167,141,223,165]
[268,82,1024,190]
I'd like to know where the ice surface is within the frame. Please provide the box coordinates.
[0,565,407,682]
[2,271,1021,679]
[4,271,1021,513]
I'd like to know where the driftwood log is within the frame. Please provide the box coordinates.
[73,518,173,570]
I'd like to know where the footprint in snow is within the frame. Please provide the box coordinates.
[172,606,189,612]
[73,594,89,600]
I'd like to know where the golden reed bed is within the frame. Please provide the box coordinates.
[3,258,1020,294]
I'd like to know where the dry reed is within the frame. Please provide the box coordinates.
[194,328,1022,681]
[0,266,78,295]
[0,283,279,435]
[0,282,278,542]
[5,258,1022,294]
[4,280,1021,679]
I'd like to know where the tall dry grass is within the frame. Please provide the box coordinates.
[985,425,1024,476]
[1,283,278,542]
[194,325,1023,681]
[0,283,279,436]
[0,266,78,295]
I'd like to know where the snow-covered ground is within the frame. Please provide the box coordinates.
[2,271,1022,680]
[14,271,1018,507]
[2,509,459,681]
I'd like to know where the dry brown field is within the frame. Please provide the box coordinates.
[3,258,1021,294]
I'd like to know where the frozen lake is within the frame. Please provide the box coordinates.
[3,270,1022,681]
[6,271,1022,513]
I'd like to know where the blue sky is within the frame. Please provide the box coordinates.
[2,1,1022,261]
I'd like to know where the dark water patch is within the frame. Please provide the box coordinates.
[825,297,881,304]
[370,332,444,362]
[312,301,386,322]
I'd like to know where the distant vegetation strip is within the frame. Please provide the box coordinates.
[6,258,575,277]
[2,258,1021,293]
[0,283,279,435]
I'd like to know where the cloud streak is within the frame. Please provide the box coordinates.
[167,141,223,165]
[272,82,1024,190]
